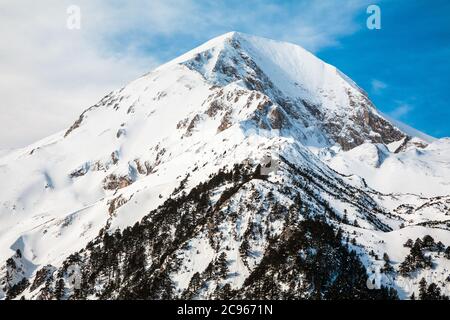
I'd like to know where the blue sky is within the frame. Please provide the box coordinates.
[319,0,450,138]
[1,0,449,148]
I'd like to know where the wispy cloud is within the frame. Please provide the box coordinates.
[0,1,159,148]
[371,79,387,94]
[271,0,374,50]
[90,0,374,53]
[389,102,414,119]
[0,0,373,148]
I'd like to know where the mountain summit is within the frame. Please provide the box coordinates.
[1,32,449,300]
[160,31,408,150]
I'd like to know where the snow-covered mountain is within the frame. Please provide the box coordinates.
[1,32,449,300]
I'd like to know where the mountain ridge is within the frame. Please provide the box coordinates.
[0,32,449,300]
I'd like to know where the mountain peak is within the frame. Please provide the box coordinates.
[162,31,329,88]
[1,32,449,301]
[156,32,406,150]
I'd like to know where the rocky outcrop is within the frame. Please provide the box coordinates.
[103,174,133,191]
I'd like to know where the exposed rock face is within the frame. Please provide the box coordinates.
[103,174,133,191]
[268,107,285,130]
[69,166,88,178]
[64,114,85,138]
[394,136,429,153]
[107,195,129,216]
[217,111,233,133]
[182,34,406,151]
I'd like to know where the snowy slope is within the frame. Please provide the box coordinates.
[325,138,450,197]
[0,32,449,300]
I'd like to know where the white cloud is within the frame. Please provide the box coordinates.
[0,1,158,149]
[389,102,413,119]
[0,0,373,149]
[273,0,373,51]
[371,79,388,94]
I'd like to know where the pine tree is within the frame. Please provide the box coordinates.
[445,246,450,259]
[426,283,442,300]
[55,279,65,300]
[436,241,445,254]
[220,283,233,300]
[342,211,349,224]
[411,239,423,257]
[240,239,250,260]
[38,277,54,300]
[403,239,413,248]
[424,255,432,268]
[189,272,202,293]
[336,228,343,242]
[399,255,413,276]
[422,235,435,249]
[415,237,424,247]
[382,253,394,274]
[419,278,428,300]
[216,252,229,279]
[151,271,175,300]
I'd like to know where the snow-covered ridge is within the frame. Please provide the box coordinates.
[158,32,410,151]
[161,32,364,96]
[326,138,450,197]
[0,32,448,300]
